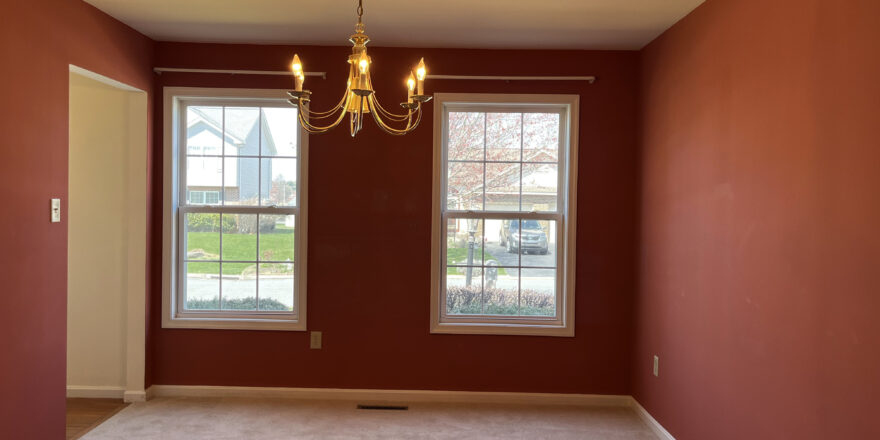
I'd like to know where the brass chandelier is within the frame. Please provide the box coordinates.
[287,0,431,137]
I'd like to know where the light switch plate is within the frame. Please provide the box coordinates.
[653,355,659,377]
[310,331,322,349]
[50,198,61,223]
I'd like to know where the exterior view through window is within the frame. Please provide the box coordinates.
[433,94,578,336]
[174,98,303,327]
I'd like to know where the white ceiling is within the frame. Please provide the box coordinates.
[84,0,704,50]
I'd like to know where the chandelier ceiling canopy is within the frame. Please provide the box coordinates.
[288,0,431,137]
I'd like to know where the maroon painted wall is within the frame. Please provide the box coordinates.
[150,43,641,394]
[0,1,154,437]
[634,0,880,438]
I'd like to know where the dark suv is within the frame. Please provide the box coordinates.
[499,220,549,254]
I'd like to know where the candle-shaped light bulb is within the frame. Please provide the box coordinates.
[358,51,369,89]
[358,52,369,75]
[415,57,426,95]
[291,54,303,91]
[291,54,303,75]
[407,73,416,103]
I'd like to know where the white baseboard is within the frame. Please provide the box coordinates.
[123,389,148,403]
[147,385,631,407]
[67,385,125,399]
[631,398,676,440]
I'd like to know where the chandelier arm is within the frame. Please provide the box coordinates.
[368,93,410,120]
[368,97,421,136]
[371,94,414,121]
[301,104,346,120]
[374,102,411,121]
[374,107,421,136]
[298,100,348,133]
[303,92,348,117]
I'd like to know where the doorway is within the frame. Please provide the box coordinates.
[67,66,147,404]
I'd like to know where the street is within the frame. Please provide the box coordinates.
[185,277,294,308]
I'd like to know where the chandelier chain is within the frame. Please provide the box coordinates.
[357,0,364,23]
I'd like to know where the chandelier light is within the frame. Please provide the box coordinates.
[287,0,431,137]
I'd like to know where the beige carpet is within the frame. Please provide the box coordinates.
[82,397,659,439]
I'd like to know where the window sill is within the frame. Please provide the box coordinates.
[431,321,574,337]
[162,316,306,331]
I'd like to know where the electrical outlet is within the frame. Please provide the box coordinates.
[310,331,322,349]
[653,355,659,377]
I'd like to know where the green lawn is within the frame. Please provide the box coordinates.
[186,226,294,275]
[446,246,507,275]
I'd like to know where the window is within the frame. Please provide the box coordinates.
[188,190,220,205]
[163,88,307,331]
[431,94,578,336]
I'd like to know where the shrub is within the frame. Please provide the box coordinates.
[445,285,555,316]
[231,214,277,234]
[185,296,291,311]
[186,213,235,232]
[187,213,277,234]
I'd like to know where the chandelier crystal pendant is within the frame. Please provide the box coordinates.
[287,0,431,137]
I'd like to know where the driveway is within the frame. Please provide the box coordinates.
[484,242,557,277]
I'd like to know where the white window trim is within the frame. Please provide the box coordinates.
[162,87,308,331]
[430,93,578,337]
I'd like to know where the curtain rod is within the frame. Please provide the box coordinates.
[153,67,326,79]
[429,75,596,83]
[152,67,596,83]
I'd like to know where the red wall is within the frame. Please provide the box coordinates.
[150,43,641,393]
[634,0,880,438]
[0,0,154,438]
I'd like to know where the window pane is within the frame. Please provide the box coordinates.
[521,268,556,316]
[259,215,295,262]
[446,162,483,210]
[261,158,297,206]
[519,220,556,267]
[485,162,520,211]
[185,213,220,261]
[492,219,521,256]
[205,191,220,204]
[521,163,558,212]
[258,264,294,311]
[222,214,257,261]
[262,107,298,157]
[447,112,484,161]
[484,270,519,316]
[447,218,483,267]
[481,218,514,264]
[188,191,204,204]
[446,271,482,315]
[186,157,223,203]
[220,263,257,310]
[186,106,222,156]
[184,262,220,310]
[223,157,259,205]
[486,113,521,162]
[223,107,260,156]
[523,113,560,162]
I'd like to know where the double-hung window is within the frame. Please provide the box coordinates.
[163,88,307,331]
[431,93,578,336]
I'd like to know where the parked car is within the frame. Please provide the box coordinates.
[498,220,549,254]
